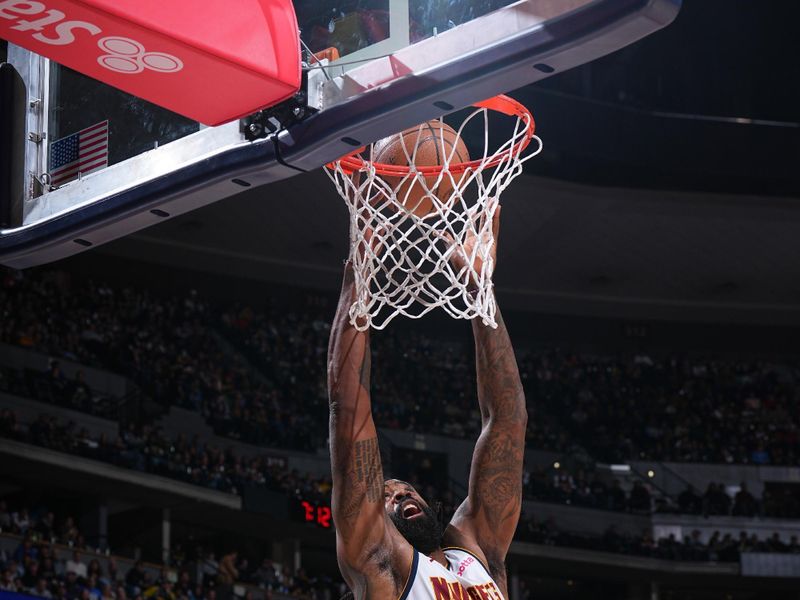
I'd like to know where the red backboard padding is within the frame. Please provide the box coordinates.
[0,0,301,125]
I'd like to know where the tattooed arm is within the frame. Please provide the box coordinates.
[444,209,527,589]
[447,308,527,588]
[328,261,410,597]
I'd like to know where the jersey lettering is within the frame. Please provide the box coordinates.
[429,577,503,600]
[449,581,468,600]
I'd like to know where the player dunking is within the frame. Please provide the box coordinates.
[328,209,526,599]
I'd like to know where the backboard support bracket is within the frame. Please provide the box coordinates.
[242,70,318,142]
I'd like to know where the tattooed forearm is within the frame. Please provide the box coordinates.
[464,307,527,558]
[337,436,384,523]
[354,437,382,502]
[473,310,527,424]
[328,263,386,538]
[472,433,524,520]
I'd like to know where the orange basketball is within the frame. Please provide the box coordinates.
[372,121,469,217]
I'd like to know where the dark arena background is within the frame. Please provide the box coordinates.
[2,1,800,599]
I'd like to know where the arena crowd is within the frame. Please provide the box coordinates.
[1,268,797,467]
[2,266,800,600]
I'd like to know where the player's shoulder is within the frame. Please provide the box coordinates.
[442,546,492,579]
[441,526,491,570]
[442,524,507,585]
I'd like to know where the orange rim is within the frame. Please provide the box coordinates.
[328,94,535,176]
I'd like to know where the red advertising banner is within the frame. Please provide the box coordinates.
[0,0,301,125]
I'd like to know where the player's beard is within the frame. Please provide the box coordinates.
[389,502,444,555]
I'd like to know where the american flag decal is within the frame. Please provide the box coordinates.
[49,120,109,187]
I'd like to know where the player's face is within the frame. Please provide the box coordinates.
[384,480,429,517]
[384,479,443,554]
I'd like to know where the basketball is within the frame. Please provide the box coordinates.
[372,121,470,217]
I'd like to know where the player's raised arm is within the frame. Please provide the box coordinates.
[446,208,527,585]
[327,260,410,597]
[459,308,526,555]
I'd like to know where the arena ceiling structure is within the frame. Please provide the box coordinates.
[93,0,800,326]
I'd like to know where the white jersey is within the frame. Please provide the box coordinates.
[398,547,505,600]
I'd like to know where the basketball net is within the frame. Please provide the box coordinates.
[326,96,541,331]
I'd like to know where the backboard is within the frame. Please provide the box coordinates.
[0,0,682,269]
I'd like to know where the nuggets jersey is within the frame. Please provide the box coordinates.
[399,547,505,600]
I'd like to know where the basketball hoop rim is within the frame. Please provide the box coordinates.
[328,94,535,176]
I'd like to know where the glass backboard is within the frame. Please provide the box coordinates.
[0,0,682,269]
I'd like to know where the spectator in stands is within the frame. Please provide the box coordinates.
[65,551,87,579]
[751,444,771,465]
[768,533,788,552]
[144,575,175,600]
[125,560,147,596]
[216,551,238,600]
[86,573,103,600]
[677,485,702,515]
[71,371,92,410]
[252,559,277,590]
[200,553,217,589]
[0,501,11,530]
[47,360,67,395]
[608,480,627,511]
[703,483,731,516]
[601,525,624,553]
[1,566,17,591]
[629,481,651,513]
[33,577,53,598]
[191,583,206,600]
[637,529,656,555]
[88,559,103,581]
[12,508,31,534]
[234,557,250,584]
[40,556,57,581]
[104,558,118,586]
[60,517,80,546]
[21,559,40,588]
[37,511,57,539]
[13,536,37,564]
[732,482,758,517]
[174,571,193,599]
[64,570,82,597]
[99,582,114,600]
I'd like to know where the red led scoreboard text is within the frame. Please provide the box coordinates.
[296,500,332,529]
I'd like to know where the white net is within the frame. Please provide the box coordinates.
[325,98,542,331]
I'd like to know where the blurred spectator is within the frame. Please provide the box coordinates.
[703,483,732,516]
[732,483,758,517]
[65,551,87,579]
[216,550,238,600]
[677,485,702,515]
[37,512,57,540]
[125,560,147,596]
[200,553,217,589]
[629,481,651,513]
[608,480,627,512]
[13,508,31,534]
[0,500,11,530]
[33,576,53,598]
